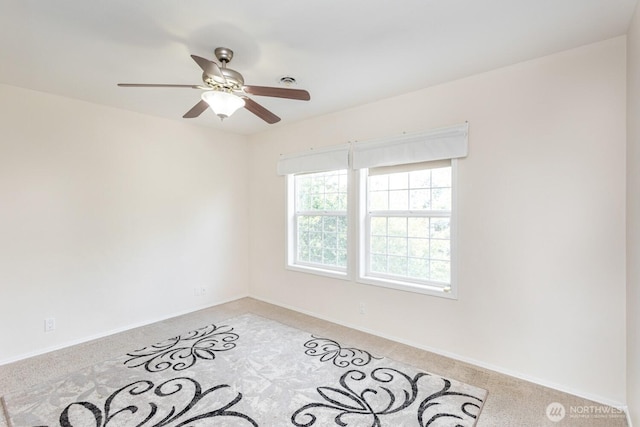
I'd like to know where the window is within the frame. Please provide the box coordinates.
[290,170,348,274]
[278,123,467,297]
[361,161,455,294]
[279,144,350,278]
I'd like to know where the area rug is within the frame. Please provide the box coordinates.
[1,314,487,426]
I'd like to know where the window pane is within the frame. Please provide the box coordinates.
[337,251,348,266]
[324,232,337,248]
[430,239,450,261]
[430,218,450,239]
[408,258,429,279]
[312,175,325,189]
[296,176,312,208]
[323,216,337,232]
[323,247,337,264]
[337,192,347,210]
[370,191,388,210]
[371,254,387,273]
[409,170,431,188]
[325,192,340,210]
[310,236,323,263]
[369,175,388,191]
[387,217,407,237]
[298,245,310,262]
[325,174,339,192]
[311,176,325,210]
[431,167,452,187]
[432,188,451,211]
[295,170,348,212]
[309,216,322,232]
[297,222,310,261]
[339,174,348,193]
[409,189,431,210]
[388,237,407,256]
[297,193,309,211]
[338,233,348,250]
[430,260,450,282]
[371,217,387,235]
[408,218,429,238]
[408,238,429,258]
[312,194,326,210]
[388,256,407,275]
[371,236,387,253]
[389,190,409,210]
[389,173,408,190]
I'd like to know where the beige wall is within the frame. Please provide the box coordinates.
[628,3,640,425]
[248,37,627,405]
[0,84,250,363]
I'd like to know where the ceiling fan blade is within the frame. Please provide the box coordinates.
[242,97,281,124]
[118,83,200,88]
[243,85,310,101]
[183,100,209,118]
[190,55,226,84]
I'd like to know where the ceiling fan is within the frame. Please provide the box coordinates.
[118,47,310,124]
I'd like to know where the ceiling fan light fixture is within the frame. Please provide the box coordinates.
[201,90,245,120]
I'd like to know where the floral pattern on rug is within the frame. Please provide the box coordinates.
[303,335,382,368]
[291,367,483,427]
[123,323,238,372]
[292,367,424,426]
[58,377,257,426]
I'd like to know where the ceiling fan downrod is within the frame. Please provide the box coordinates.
[214,47,234,66]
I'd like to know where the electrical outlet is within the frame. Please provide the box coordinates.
[358,302,366,315]
[44,317,56,332]
[200,287,206,295]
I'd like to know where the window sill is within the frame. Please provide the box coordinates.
[357,275,457,299]
[286,264,351,281]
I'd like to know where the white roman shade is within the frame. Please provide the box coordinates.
[351,123,468,169]
[277,144,350,175]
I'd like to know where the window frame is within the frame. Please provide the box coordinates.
[356,161,459,299]
[285,171,352,281]
[285,163,459,298]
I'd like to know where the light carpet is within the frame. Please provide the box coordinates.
[1,314,487,426]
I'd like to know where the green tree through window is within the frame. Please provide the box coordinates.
[294,170,348,270]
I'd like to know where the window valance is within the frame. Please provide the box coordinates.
[276,122,468,175]
[351,123,468,169]
[276,144,350,175]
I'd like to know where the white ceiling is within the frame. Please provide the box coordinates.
[0,0,637,135]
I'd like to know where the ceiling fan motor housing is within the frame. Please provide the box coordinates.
[202,68,243,90]
[202,47,244,90]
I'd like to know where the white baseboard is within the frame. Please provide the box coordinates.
[252,295,628,412]
[0,293,249,366]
